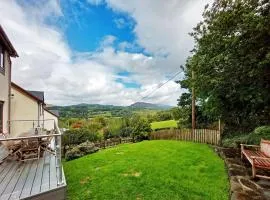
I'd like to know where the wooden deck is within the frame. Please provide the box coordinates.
[0,152,66,200]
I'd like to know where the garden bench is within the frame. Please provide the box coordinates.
[241,139,270,179]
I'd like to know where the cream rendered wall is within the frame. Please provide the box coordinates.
[10,87,41,137]
[44,110,58,130]
[0,51,11,135]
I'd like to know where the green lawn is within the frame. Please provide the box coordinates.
[151,120,178,130]
[64,141,229,200]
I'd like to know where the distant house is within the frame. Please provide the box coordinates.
[10,82,59,137]
[0,25,18,136]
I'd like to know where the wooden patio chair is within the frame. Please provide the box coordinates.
[40,132,56,156]
[17,138,41,162]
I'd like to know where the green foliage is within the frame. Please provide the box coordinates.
[65,141,99,161]
[64,141,229,200]
[119,127,132,137]
[156,110,173,121]
[151,120,178,131]
[178,0,270,133]
[221,126,270,147]
[248,126,270,144]
[129,115,152,141]
[171,107,182,120]
[222,134,249,148]
[63,128,100,146]
[65,147,84,161]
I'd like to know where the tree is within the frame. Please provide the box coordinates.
[129,115,152,141]
[178,0,270,133]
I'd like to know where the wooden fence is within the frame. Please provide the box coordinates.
[150,129,221,145]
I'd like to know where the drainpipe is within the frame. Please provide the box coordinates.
[8,53,11,135]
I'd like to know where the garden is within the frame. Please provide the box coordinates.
[64,141,229,200]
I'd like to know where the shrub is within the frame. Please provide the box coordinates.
[65,141,99,161]
[221,126,270,147]
[63,128,99,146]
[222,134,249,148]
[78,141,99,154]
[119,127,132,137]
[65,147,84,161]
[247,126,270,144]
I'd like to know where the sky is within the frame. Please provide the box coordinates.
[0,0,211,106]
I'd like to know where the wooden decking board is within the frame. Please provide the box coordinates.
[30,156,45,196]
[1,164,25,200]
[9,161,32,200]
[0,154,66,200]
[40,153,50,192]
[0,162,20,196]
[0,162,13,183]
[0,160,9,174]
[20,161,38,199]
[0,145,9,161]
[49,155,57,189]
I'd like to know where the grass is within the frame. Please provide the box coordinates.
[64,141,229,200]
[151,120,178,130]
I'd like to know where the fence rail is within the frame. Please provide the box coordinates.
[150,129,221,145]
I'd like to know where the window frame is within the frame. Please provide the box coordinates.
[0,44,5,75]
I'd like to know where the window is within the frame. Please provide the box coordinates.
[0,44,4,75]
[0,102,3,133]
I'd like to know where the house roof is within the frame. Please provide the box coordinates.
[11,82,45,104]
[0,25,18,57]
[44,109,59,118]
[27,90,44,102]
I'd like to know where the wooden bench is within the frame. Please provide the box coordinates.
[241,139,270,179]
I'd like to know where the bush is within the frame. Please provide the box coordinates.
[247,126,270,144]
[222,134,249,148]
[63,128,99,146]
[221,126,270,147]
[65,141,99,161]
[78,141,99,154]
[65,147,84,161]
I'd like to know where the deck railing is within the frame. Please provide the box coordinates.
[8,119,55,136]
[5,119,64,186]
[54,121,63,186]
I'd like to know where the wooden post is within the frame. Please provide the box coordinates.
[192,70,196,136]
[218,119,221,145]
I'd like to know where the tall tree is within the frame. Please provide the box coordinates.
[179,0,270,133]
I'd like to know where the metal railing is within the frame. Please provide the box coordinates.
[5,119,64,186]
[8,119,55,136]
[54,120,63,186]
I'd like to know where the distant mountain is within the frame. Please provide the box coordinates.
[50,102,172,118]
[129,102,172,109]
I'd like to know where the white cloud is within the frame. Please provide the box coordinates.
[0,0,210,106]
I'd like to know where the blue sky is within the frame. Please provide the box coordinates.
[0,0,209,105]
[62,1,136,52]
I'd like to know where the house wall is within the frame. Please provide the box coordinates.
[10,87,42,137]
[44,110,58,130]
[0,50,11,135]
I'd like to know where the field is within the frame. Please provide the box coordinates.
[64,141,229,200]
[151,120,178,130]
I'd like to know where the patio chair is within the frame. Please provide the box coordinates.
[18,138,41,162]
[40,132,56,156]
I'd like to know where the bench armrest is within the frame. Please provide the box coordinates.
[240,144,260,148]
[240,144,260,151]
